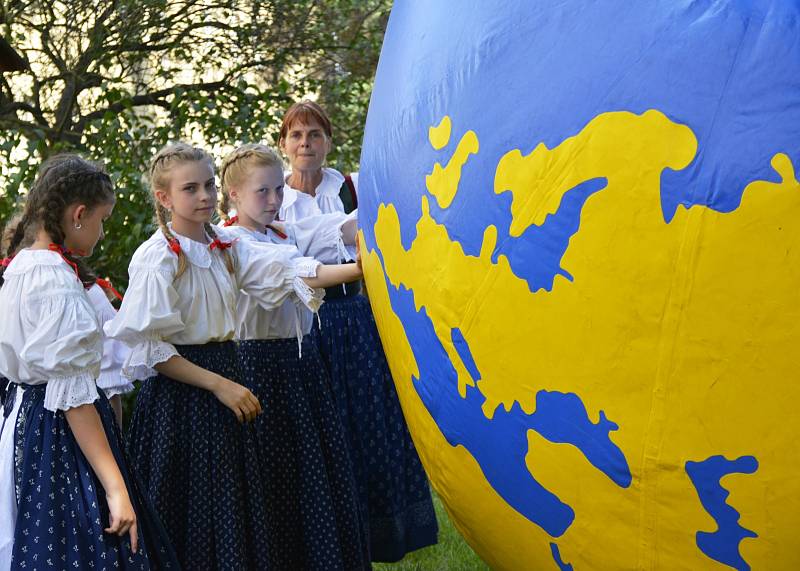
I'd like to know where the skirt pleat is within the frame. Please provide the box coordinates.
[126,342,269,570]
[310,295,439,562]
[5,382,179,570]
[237,336,371,571]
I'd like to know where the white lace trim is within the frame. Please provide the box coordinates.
[43,372,99,412]
[122,339,178,381]
[293,258,320,279]
[101,383,136,400]
[97,369,135,396]
[292,276,325,313]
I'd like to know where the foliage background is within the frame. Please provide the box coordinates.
[0,0,389,288]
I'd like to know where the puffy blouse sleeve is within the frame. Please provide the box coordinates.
[286,211,357,263]
[22,289,102,412]
[230,230,325,313]
[87,285,134,398]
[103,240,183,381]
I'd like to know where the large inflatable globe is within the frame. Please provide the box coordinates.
[357,1,800,570]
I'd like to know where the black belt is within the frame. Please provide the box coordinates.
[0,380,40,418]
[2,380,14,419]
[324,281,362,300]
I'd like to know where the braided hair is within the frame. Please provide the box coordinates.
[0,154,115,288]
[148,142,235,280]
[218,143,284,222]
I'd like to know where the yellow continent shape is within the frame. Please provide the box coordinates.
[363,109,800,569]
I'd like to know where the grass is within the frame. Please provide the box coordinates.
[375,493,490,571]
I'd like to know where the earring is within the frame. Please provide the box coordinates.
[74,223,82,230]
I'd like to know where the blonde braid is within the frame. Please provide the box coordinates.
[218,190,232,222]
[150,141,230,280]
[154,200,188,280]
[204,223,236,274]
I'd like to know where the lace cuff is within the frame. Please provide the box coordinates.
[292,276,325,313]
[314,221,355,263]
[101,383,136,400]
[293,257,320,279]
[122,338,178,381]
[97,368,135,398]
[43,371,99,412]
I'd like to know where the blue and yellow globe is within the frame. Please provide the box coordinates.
[357,1,800,569]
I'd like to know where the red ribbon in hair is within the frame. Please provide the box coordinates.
[222,215,238,227]
[95,278,124,301]
[167,237,182,256]
[48,244,80,280]
[0,256,13,267]
[209,237,237,251]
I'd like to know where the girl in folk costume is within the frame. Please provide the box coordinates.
[0,155,179,570]
[279,100,439,562]
[1,217,132,427]
[3,160,134,428]
[219,143,370,570]
[104,142,364,570]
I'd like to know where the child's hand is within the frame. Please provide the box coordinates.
[105,488,138,553]
[213,378,262,423]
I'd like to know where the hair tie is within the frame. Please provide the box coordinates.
[96,278,124,301]
[48,243,80,280]
[0,256,13,267]
[167,237,182,255]
[209,237,237,251]
[222,215,239,227]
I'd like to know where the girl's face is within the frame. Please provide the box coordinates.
[232,165,284,226]
[64,200,115,256]
[156,160,218,225]
[280,120,331,173]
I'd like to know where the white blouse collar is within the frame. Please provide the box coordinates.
[281,186,301,213]
[283,167,345,200]
[226,223,283,245]
[162,224,218,269]
[4,248,73,275]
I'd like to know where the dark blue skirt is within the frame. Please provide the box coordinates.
[126,342,270,570]
[4,382,179,570]
[237,336,371,571]
[310,293,439,562]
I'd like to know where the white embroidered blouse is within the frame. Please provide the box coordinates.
[86,284,134,398]
[0,249,102,412]
[279,167,348,222]
[104,226,324,380]
[224,213,354,345]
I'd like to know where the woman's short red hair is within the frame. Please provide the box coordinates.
[279,100,333,141]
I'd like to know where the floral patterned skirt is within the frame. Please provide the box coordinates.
[0,381,179,570]
[126,341,269,570]
[237,336,371,571]
[310,294,439,563]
